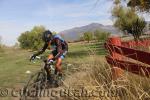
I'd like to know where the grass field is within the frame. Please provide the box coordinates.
[0,41,106,100]
[0,41,150,100]
[0,41,106,87]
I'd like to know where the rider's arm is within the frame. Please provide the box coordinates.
[34,43,48,56]
[53,39,63,60]
[64,41,68,51]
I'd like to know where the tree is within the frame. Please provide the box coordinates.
[94,30,110,41]
[0,36,2,49]
[127,0,150,12]
[79,36,84,41]
[18,25,46,50]
[0,36,2,45]
[83,31,93,43]
[18,31,30,49]
[112,0,146,40]
[130,18,146,40]
[52,31,57,35]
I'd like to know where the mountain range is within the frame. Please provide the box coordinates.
[58,23,122,42]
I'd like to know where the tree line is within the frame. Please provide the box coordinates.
[81,30,110,43]
[18,25,110,50]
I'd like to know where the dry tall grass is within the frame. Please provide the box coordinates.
[63,58,150,100]
[61,41,150,100]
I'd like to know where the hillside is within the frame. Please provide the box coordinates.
[59,23,122,42]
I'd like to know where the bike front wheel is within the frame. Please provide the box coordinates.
[20,70,47,100]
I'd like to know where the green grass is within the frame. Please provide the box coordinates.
[0,48,40,88]
[0,41,106,100]
[0,41,106,88]
[67,41,106,59]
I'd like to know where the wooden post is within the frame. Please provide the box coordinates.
[108,36,124,80]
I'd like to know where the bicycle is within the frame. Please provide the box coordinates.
[20,56,63,100]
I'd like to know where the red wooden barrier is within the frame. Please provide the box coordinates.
[105,43,150,65]
[105,37,150,79]
[122,39,150,47]
[107,37,124,80]
[106,56,150,77]
[108,37,122,60]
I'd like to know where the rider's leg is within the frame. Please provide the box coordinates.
[48,54,54,60]
[45,54,54,77]
[55,58,62,76]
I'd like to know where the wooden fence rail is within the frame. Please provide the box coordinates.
[105,37,150,79]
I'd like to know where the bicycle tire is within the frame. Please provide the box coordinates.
[20,70,47,100]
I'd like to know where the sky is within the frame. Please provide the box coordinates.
[0,0,149,46]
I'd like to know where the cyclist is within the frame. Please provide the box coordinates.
[30,30,68,80]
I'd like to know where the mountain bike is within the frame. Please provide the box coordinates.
[20,56,63,100]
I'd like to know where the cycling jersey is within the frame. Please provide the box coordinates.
[39,34,68,60]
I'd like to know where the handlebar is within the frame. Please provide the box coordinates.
[30,56,46,63]
[35,56,41,60]
[30,56,54,65]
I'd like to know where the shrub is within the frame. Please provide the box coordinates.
[18,26,46,50]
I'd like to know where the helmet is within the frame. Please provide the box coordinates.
[42,30,52,42]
